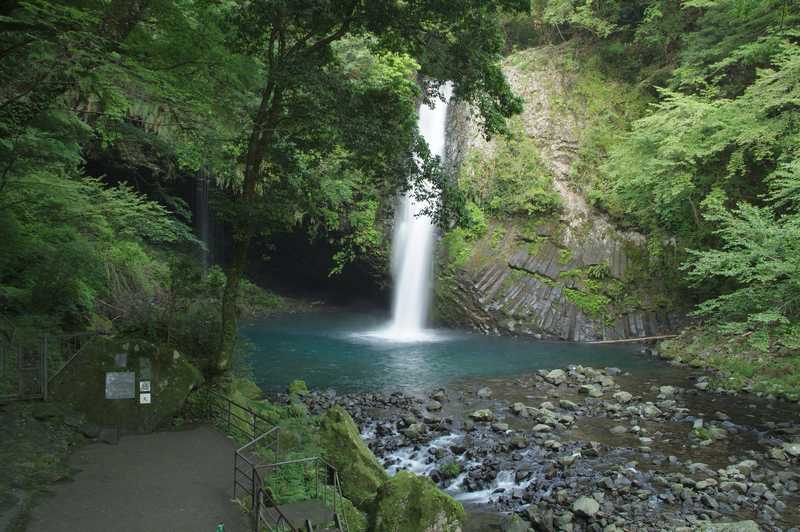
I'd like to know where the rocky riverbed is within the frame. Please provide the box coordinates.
[279,363,800,531]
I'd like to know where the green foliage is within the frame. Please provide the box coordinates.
[440,461,462,479]
[441,229,475,270]
[460,121,562,219]
[661,327,800,401]
[684,187,800,343]
[287,379,310,397]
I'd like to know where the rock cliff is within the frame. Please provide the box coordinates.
[435,44,682,341]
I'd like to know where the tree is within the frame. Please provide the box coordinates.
[214,0,528,373]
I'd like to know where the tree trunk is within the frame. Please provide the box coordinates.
[215,83,284,375]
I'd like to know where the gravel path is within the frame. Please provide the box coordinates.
[27,425,249,532]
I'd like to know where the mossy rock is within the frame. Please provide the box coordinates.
[287,379,310,396]
[317,406,388,510]
[49,336,202,433]
[371,471,465,532]
[340,495,368,532]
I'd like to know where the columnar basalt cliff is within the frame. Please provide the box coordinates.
[436,44,683,341]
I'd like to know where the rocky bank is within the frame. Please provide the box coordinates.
[284,362,800,531]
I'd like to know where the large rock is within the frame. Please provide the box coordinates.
[613,391,633,403]
[571,496,600,518]
[49,336,202,433]
[371,471,464,532]
[317,406,389,509]
[545,369,567,385]
[468,409,494,422]
[783,442,800,457]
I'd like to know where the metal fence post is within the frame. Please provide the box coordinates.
[227,399,231,433]
[41,335,48,401]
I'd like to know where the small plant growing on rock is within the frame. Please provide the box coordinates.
[440,461,462,479]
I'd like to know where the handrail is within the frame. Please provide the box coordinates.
[239,426,280,454]
[257,456,349,532]
[209,391,348,531]
[48,332,107,385]
[257,480,297,532]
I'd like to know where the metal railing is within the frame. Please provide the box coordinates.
[256,457,349,532]
[48,332,107,387]
[208,391,348,532]
[256,473,297,532]
[208,390,276,444]
[0,335,47,402]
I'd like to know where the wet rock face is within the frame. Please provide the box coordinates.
[289,365,800,532]
[436,45,682,341]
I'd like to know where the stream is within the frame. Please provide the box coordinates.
[244,310,800,530]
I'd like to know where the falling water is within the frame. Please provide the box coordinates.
[380,83,453,341]
[195,173,210,270]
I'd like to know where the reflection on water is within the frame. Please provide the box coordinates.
[240,310,649,393]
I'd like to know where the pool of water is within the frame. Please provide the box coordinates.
[241,310,652,393]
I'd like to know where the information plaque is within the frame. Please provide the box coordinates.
[105,372,135,400]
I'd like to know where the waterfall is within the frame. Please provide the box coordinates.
[381,83,453,341]
[195,173,210,270]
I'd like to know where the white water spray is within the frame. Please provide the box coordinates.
[378,83,452,342]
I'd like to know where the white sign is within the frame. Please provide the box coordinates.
[139,392,151,405]
[105,372,135,400]
[139,380,151,392]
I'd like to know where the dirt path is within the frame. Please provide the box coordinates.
[26,426,249,532]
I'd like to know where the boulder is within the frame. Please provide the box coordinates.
[545,369,567,385]
[642,404,662,418]
[49,336,202,433]
[287,379,309,396]
[579,385,603,398]
[572,496,600,518]
[559,399,579,410]
[318,406,389,509]
[477,387,493,399]
[735,460,758,475]
[511,402,529,416]
[612,391,633,403]
[469,409,494,422]
[783,442,800,457]
[426,400,443,412]
[500,515,529,532]
[371,471,465,532]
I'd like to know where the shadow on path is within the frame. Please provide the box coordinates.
[27,425,249,532]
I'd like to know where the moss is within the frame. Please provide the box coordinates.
[371,471,465,532]
[49,336,203,432]
[692,427,713,441]
[0,402,85,530]
[660,327,800,402]
[233,377,263,400]
[287,379,310,396]
[340,495,369,532]
[439,461,461,479]
[564,287,612,321]
[316,406,388,510]
[441,228,474,270]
